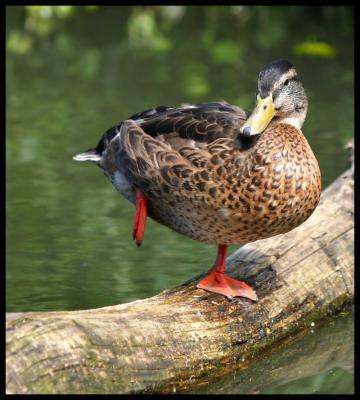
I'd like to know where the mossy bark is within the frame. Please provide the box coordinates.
[6,146,354,394]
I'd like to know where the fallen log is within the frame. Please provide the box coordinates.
[6,143,354,394]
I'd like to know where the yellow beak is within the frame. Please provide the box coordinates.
[241,94,276,136]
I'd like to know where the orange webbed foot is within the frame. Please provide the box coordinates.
[197,244,258,301]
[197,272,258,301]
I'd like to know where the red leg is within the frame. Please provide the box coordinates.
[197,245,258,301]
[133,189,148,247]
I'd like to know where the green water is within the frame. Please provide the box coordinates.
[6,6,353,394]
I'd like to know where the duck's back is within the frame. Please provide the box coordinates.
[96,102,248,153]
[97,101,248,203]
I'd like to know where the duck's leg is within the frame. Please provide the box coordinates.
[197,245,258,301]
[133,188,148,247]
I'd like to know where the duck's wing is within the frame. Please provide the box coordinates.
[102,102,249,199]
[96,102,248,154]
[134,102,248,147]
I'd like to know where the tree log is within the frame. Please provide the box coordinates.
[6,144,354,394]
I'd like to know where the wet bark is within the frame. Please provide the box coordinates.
[6,143,354,394]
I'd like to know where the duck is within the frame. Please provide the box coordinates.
[74,59,321,301]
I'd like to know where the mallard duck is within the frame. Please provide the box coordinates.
[74,59,321,301]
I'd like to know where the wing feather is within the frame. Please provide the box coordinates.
[100,102,249,203]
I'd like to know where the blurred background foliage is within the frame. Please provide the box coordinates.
[7,6,352,96]
[6,5,353,395]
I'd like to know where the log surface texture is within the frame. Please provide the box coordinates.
[6,149,354,394]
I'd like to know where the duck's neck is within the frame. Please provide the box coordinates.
[273,116,303,130]
[270,109,307,131]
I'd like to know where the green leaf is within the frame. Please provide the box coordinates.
[293,40,336,58]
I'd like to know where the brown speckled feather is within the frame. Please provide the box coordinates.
[98,101,321,245]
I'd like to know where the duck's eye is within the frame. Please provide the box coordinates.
[284,79,289,86]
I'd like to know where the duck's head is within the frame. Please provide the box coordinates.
[240,59,308,137]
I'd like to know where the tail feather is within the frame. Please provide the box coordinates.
[73,150,101,162]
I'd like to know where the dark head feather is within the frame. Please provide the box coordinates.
[258,59,294,98]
